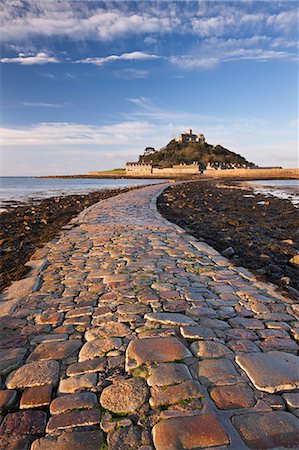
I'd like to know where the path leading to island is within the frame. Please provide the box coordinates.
[0,183,299,450]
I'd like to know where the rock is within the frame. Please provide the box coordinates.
[6,359,59,389]
[125,337,191,371]
[58,373,97,394]
[0,410,47,436]
[31,430,103,450]
[289,255,299,268]
[46,409,101,434]
[192,358,240,386]
[180,326,216,340]
[259,337,299,353]
[229,317,264,329]
[107,426,142,450]
[79,338,122,362]
[27,340,81,361]
[20,385,52,409]
[144,313,197,326]
[210,383,255,409]
[85,322,131,340]
[0,390,17,412]
[35,312,64,325]
[50,392,97,415]
[149,380,203,408]
[152,413,230,450]
[30,334,68,345]
[190,341,232,359]
[147,363,192,386]
[282,393,299,415]
[222,247,235,257]
[66,357,106,376]
[100,378,148,414]
[228,339,260,353]
[232,411,299,448]
[236,351,299,393]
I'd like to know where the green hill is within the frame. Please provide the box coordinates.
[139,140,255,169]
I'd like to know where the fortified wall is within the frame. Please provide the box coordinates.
[125,163,200,176]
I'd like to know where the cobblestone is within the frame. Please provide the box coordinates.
[0,183,298,449]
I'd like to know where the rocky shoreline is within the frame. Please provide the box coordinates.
[157,180,299,298]
[0,187,137,292]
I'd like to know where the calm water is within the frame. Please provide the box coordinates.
[245,179,299,207]
[0,177,167,211]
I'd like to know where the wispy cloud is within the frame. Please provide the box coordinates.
[1,1,297,43]
[20,102,63,108]
[1,52,59,65]
[114,68,149,79]
[76,51,159,66]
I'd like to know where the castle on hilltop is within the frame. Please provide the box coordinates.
[176,129,205,144]
[126,129,205,175]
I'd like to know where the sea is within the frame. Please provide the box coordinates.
[1,177,298,212]
[0,176,167,212]
[244,179,299,207]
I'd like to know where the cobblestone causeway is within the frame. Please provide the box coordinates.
[0,183,299,449]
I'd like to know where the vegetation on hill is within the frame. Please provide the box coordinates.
[139,140,255,168]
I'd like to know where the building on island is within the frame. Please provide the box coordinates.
[176,129,205,144]
[125,162,201,175]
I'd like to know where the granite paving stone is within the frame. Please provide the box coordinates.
[235,351,299,393]
[152,413,230,449]
[50,392,97,415]
[1,183,298,449]
[6,359,59,389]
[232,411,299,448]
[100,378,148,414]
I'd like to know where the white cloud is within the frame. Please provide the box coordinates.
[0,121,157,146]
[76,51,159,66]
[1,52,59,65]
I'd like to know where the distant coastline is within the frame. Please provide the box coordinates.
[37,167,299,180]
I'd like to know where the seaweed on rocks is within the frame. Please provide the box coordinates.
[157,180,299,297]
[0,188,133,292]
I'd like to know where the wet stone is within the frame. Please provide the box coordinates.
[147,363,192,386]
[193,358,240,386]
[236,351,299,393]
[150,380,203,408]
[58,373,97,394]
[31,430,103,450]
[152,413,230,450]
[79,338,122,361]
[27,340,82,361]
[66,356,106,376]
[145,313,197,326]
[180,326,216,340]
[0,389,17,412]
[232,411,299,449]
[190,341,232,359]
[210,383,256,409]
[20,385,52,409]
[125,337,191,371]
[46,409,101,434]
[50,392,97,415]
[6,359,59,389]
[100,378,148,414]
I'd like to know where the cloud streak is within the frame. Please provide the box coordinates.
[76,51,159,66]
[1,52,59,65]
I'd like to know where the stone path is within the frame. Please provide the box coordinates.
[0,183,299,450]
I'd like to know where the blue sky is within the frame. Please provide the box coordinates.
[1,1,298,176]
